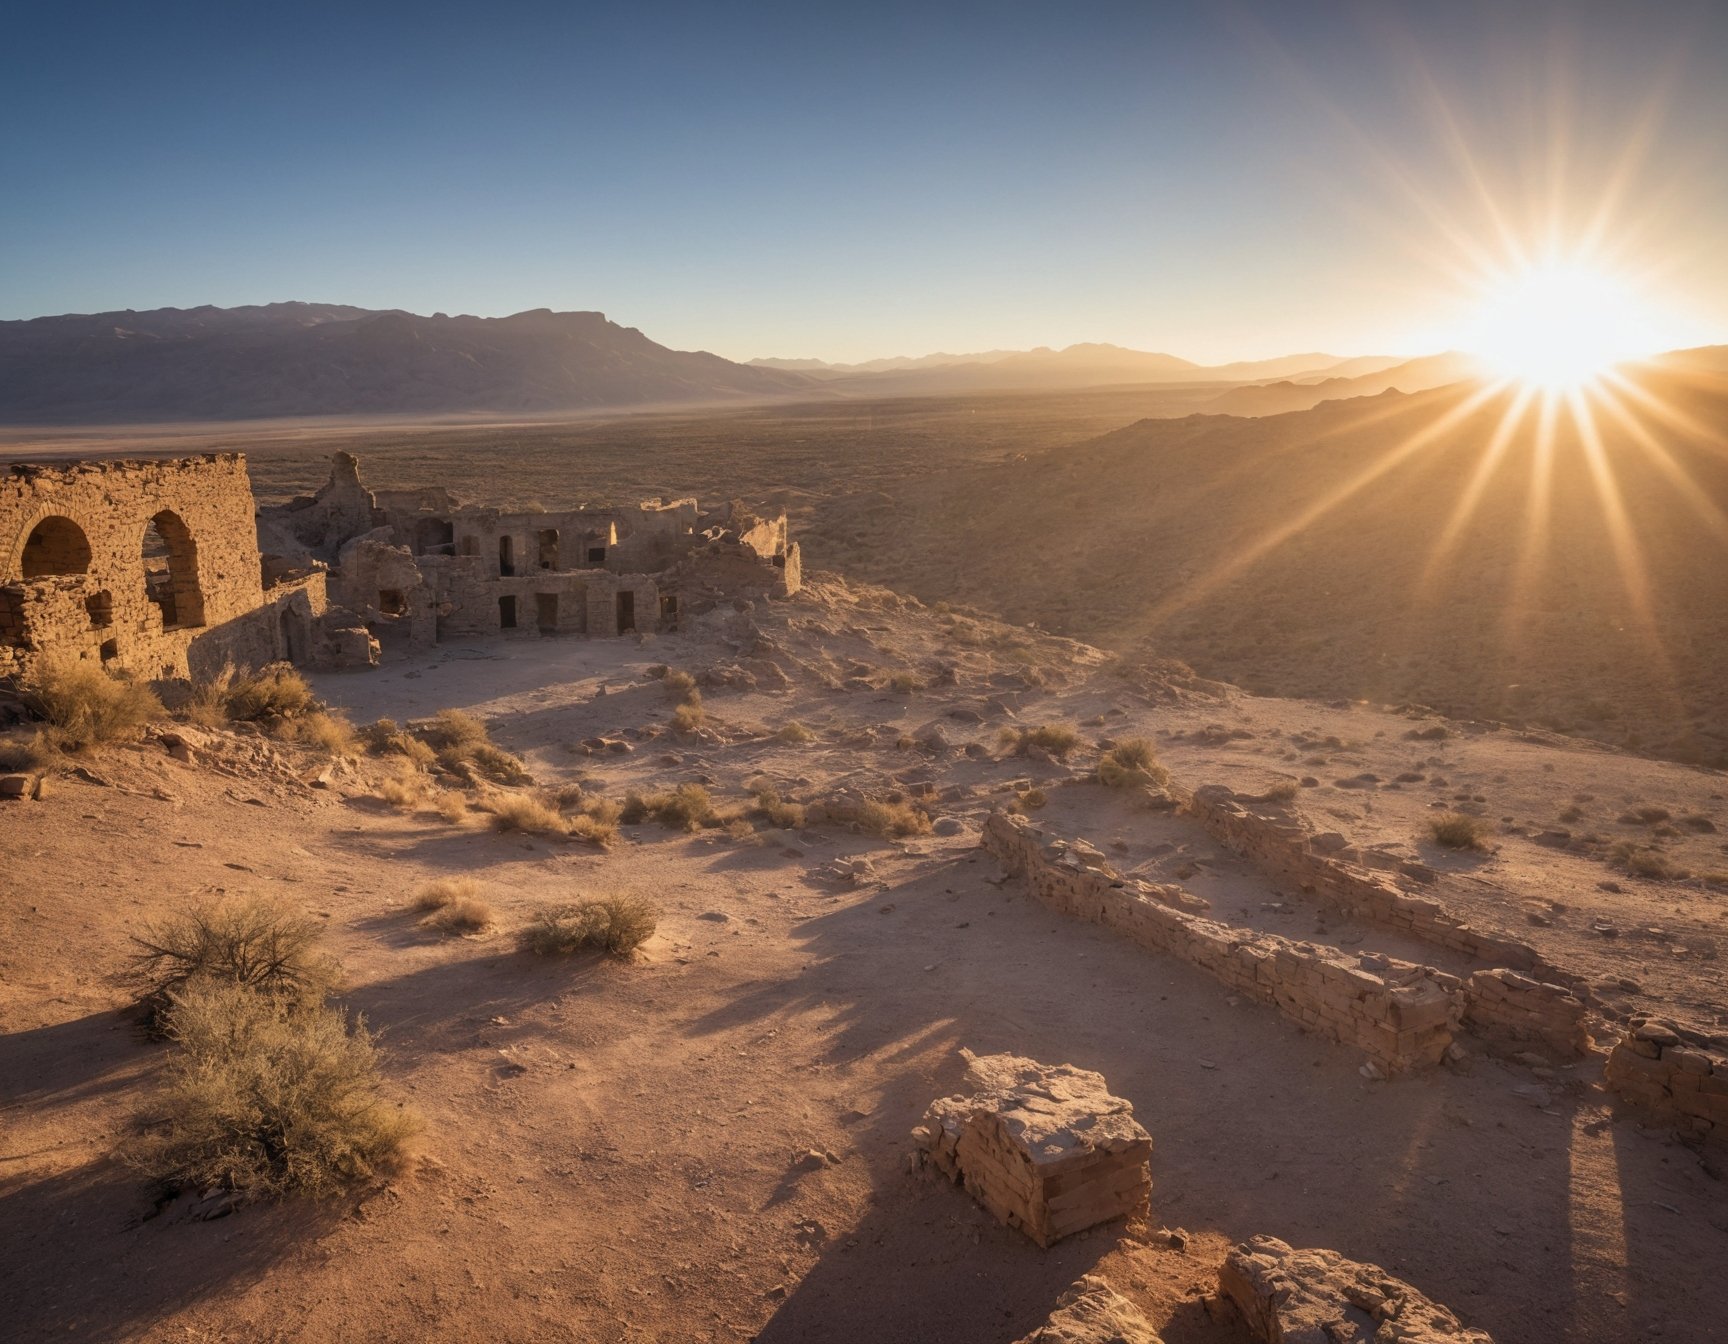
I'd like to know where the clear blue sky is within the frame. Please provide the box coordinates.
[3,0,1725,362]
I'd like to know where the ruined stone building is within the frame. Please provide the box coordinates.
[1,454,327,684]
[2,449,800,688]
[256,453,800,658]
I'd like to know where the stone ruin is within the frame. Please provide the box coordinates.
[256,452,800,658]
[1,449,801,695]
[914,1049,1152,1248]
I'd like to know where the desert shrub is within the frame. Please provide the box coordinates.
[221,663,316,723]
[285,709,358,754]
[377,762,428,810]
[522,896,658,957]
[461,742,533,786]
[671,702,707,735]
[0,730,51,772]
[1558,805,1585,824]
[568,810,618,847]
[1617,805,1672,825]
[888,672,922,695]
[1404,725,1451,741]
[1261,779,1299,803]
[776,721,816,745]
[752,787,806,829]
[1097,739,1171,791]
[489,793,567,836]
[724,818,760,844]
[426,897,493,933]
[1428,813,1490,850]
[27,660,162,749]
[433,791,470,824]
[414,877,481,912]
[657,783,717,831]
[130,980,416,1200]
[420,709,488,753]
[1001,723,1081,759]
[129,897,338,1026]
[1610,842,1689,880]
[855,798,933,839]
[664,669,700,704]
[363,718,438,769]
[1016,787,1048,811]
[550,782,587,811]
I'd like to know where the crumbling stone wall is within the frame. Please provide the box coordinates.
[1604,1019,1728,1146]
[982,813,1461,1074]
[1186,785,1600,1059]
[1,454,273,680]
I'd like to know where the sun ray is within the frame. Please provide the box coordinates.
[1418,384,1537,592]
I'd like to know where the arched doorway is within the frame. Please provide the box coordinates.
[19,515,92,578]
[142,510,205,629]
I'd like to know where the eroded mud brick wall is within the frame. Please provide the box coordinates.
[1,454,275,680]
[1605,1020,1728,1146]
[981,812,1461,1073]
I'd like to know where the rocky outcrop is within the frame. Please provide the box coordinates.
[1013,1275,1162,1344]
[1219,1235,1492,1342]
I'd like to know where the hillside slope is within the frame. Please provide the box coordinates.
[0,304,817,422]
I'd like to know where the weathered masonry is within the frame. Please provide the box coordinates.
[1,454,326,683]
[256,453,801,658]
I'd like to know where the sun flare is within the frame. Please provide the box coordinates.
[1464,262,1663,391]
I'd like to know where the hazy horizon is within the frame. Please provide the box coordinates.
[5,1,1728,365]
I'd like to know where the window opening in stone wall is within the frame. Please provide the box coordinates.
[143,510,204,629]
[19,515,92,578]
[499,535,516,577]
[615,589,635,633]
[379,589,408,616]
[538,529,559,570]
[85,589,113,628]
[586,545,606,565]
[499,595,517,629]
[415,518,455,555]
[99,639,119,662]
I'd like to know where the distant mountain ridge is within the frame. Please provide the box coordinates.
[0,303,816,423]
[752,343,1405,396]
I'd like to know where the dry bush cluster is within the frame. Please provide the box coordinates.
[1097,739,1171,792]
[125,899,414,1200]
[1609,842,1689,881]
[362,709,531,787]
[487,788,620,845]
[24,659,162,751]
[1428,813,1491,851]
[414,878,494,933]
[184,663,355,753]
[661,667,707,734]
[522,895,659,957]
[776,721,816,745]
[999,723,1081,759]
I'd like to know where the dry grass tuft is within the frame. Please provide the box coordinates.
[776,721,816,745]
[1098,739,1171,791]
[129,980,417,1200]
[0,729,52,772]
[377,762,428,810]
[426,897,494,934]
[129,897,338,1028]
[888,672,922,695]
[488,793,567,836]
[1429,813,1490,850]
[752,787,806,829]
[1610,842,1690,880]
[362,718,438,769]
[1000,723,1082,759]
[414,877,481,912]
[664,669,701,704]
[671,701,707,735]
[522,896,659,957]
[26,660,162,749]
[854,798,933,839]
[433,791,470,824]
[623,783,716,832]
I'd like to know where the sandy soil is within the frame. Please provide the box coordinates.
[3,580,1726,1342]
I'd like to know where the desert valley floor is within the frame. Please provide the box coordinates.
[3,576,1726,1342]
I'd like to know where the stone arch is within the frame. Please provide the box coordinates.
[142,509,205,629]
[18,515,92,579]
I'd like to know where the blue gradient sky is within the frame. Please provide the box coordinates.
[3,1,1725,362]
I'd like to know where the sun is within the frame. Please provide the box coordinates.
[1464,262,1663,391]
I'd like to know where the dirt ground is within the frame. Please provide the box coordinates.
[3,580,1726,1342]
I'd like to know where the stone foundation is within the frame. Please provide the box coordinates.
[1462,968,1592,1059]
[983,813,1461,1074]
[1604,1020,1728,1146]
[915,1050,1151,1248]
[1219,1235,1492,1343]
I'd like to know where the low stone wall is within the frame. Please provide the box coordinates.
[1604,1020,1728,1146]
[983,813,1461,1074]
[1188,786,1546,971]
[1462,969,1592,1059]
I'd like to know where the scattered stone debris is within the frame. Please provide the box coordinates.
[913,1049,1151,1248]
